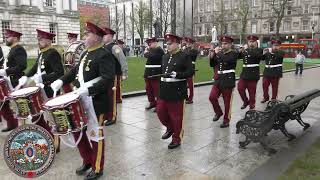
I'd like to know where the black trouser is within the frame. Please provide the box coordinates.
[295,64,303,74]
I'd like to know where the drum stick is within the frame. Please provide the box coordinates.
[53,90,57,98]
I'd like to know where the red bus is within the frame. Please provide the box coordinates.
[298,39,320,58]
[279,43,307,58]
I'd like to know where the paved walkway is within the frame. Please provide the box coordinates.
[0,68,319,180]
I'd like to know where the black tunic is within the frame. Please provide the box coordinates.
[263,50,284,78]
[60,44,115,115]
[210,49,238,89]
[159,50,193,101]
[184,47,198,74]
[144,47,164,78]
[239,48,263,80]
[104,42,122,75]
[26,47,64,98]
[5,44,27,87]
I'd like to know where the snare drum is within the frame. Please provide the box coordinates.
[64,41,85,68]
[0,78,10,102]
[9,86,43,119]
[43,93,88,135]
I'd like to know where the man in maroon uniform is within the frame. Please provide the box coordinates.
[157,34,193,149]
[237,35,263,110]
[51,22,115,179]
[182,37,198,104]
[261,40,284,103]
[209,36,238,128]
[0,29,27,132]
[144,37,164,110]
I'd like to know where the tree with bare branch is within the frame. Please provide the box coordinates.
[271,0,289,39]
[237,0,250,44]
[213,0,226,36]
[131,0,151,44]
[153,0,172,37]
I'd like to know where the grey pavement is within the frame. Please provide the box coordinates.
[0,67,320,180]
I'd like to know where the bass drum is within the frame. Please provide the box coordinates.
[64,41,85,69]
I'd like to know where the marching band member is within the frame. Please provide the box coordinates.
[51,21,115,179]
[261,40,284,103]
[182,37,198,104]
[102,27,128,126]
[144,37,164,111]
[237,35,263,110]
[0,29,27,132]
[157,34,193,149]
[209,36,238,128]
[18,29,64,150]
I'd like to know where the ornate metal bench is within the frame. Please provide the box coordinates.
[236,89,320,154]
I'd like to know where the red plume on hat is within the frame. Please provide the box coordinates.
[164,34,182,43]
[85,22,106,37]
[145,37,158,44]
[102,27,116,35]
[183,37,195,43]
[246,35,258,41]
[4,29,23,38]
[219,35,233,43]
[36,29,56,40]
[271,39,281,45]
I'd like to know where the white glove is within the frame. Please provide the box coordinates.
[18,76,28,86]
[0,69,7,77]
[170,71,177,78]
[50,79,63,92]
[32,74,42,84]
[78,86,89,97]
[122,75,128,80]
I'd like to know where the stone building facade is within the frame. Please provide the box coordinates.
[193,0,320,46]
[0,0,80,57]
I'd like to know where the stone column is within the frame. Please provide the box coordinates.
[36,0,44,12]
[71,0,77,11]
[56,0,63,14]
[63,0,70,10]
[20,0,31,5]
[8,0,16,6]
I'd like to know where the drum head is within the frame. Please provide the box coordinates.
[4,124,55,178]
[45,93,79,107]
[10,87,40,97]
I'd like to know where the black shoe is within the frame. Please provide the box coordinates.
[1,127,15,132]
[76,164,91,175]
[212,115,221,122]
[104,120,116,126]
[145,104,156,110]
[84,170,103,180]
[220,123,229,128]
[240,103,248,109]
[161,130,173,139]
[168,142,181,149]
[186,100,193,104]
[260,99,269,103]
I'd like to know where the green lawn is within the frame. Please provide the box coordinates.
[278,138,320,180]
[26,57,315,93]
